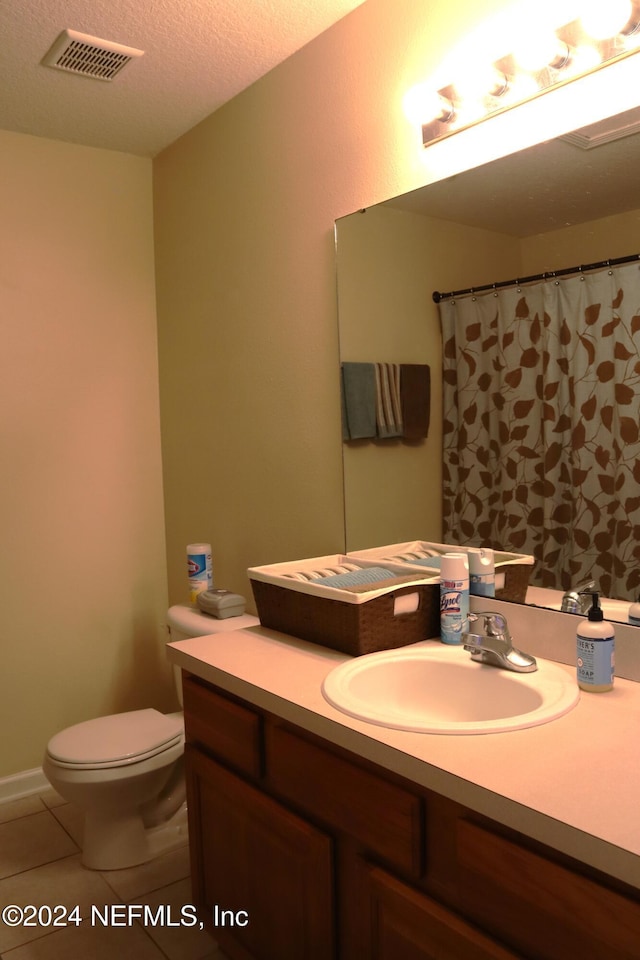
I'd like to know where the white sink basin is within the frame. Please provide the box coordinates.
[321,642,579,735]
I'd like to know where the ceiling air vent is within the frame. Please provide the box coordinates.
[560,106,640,150]
[42,29,144,81]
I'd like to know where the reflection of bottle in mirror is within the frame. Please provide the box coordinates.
[628,597,640,626]
[440,553,469,644]
[577,593,614,693]
[468,548,495,597]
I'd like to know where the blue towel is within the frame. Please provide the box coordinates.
[386,552,441,569]
[320,566,397,589]
[408,556,441,568]
[341,363,377,440]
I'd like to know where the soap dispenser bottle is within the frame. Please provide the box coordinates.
[576,593,614,692]
[628,596,640,626]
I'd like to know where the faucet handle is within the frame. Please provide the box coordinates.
[467,611,510,639]
[561,581,597,614]
[463,610,537,673]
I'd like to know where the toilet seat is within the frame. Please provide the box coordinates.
[47,709,184,770]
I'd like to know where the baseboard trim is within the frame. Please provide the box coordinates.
[0,767,48,803]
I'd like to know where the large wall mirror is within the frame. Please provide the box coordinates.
[336,105,640,623]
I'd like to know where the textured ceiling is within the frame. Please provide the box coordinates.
[0,0,367,157]
[385,107,640,237]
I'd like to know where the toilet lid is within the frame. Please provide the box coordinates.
[47,709,183,766]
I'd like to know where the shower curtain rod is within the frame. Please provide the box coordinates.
[432,251,640,304]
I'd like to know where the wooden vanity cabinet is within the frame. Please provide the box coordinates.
[357,863,519,960]
[185,745,334,960]
[182,673,640,960]
[456,819,640,960]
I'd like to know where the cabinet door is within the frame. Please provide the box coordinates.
[457,819,640,960]
[186,744,334,960]
[358,862,519,960]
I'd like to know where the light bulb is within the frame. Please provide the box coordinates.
[566,43,603,76]
[403,84,454,126]
[453,63,508,102]
[512,28,570,72]
[581,0,633,39]
[501,72,539,104]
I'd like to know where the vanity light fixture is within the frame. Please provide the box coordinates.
[416,6,640,146]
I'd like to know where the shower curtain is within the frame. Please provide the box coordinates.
[440,261,640,601]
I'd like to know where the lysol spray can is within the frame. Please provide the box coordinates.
[468,548,495,598]
[440,553,469,644]
[187,543,213,602]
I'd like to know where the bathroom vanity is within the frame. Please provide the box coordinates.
[167,621,640,960]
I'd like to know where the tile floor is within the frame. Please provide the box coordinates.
[0,789,227,960]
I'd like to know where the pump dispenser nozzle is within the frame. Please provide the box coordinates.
[588,592,603,622]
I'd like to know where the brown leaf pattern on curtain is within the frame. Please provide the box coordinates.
[440,264,640,601]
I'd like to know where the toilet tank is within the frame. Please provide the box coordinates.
[166,604,260,705]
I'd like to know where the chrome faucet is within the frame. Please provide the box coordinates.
[561,580,596,614]
[462,612,537,673]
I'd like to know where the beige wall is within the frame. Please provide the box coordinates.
[0,131,170,778]
[521,207,640,274]
[337,204,520,549]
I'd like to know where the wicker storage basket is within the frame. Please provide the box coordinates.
[248,555,440,656]
[348,541,535,604]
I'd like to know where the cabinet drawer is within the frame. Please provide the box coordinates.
[266,723,423,877]
[457,819,640,960]
[361,863,519,960]
[183,675,261,778]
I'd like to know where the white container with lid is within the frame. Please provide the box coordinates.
[468,548,495,597]
[187,543,213,602]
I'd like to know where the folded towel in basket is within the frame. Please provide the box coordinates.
[320,566,398,588]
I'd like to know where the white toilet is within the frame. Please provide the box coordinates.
[43,603,259,870]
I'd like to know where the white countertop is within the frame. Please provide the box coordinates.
[167,623,640,890]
